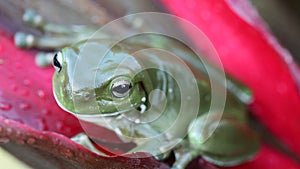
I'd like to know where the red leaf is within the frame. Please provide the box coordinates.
[161,0,300,168]
[2,1,300,168]
[0,116,167,169]
[0,30,82,137]
[230,145,300,169]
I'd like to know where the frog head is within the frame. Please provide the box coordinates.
[52,40,152,117]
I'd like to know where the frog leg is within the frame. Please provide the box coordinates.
[14,28,81,67]
[14,9,93,50]
[119,122,177,160]
[127,137,181,160]
[25,9,98,35]
[71,133,107,156]
[14,9,99,67]
[172,147,199,169]
[14,31,83,49]
[188,113,260,167]
[118,121,184,160]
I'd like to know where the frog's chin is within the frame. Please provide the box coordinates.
[74,108,134,118]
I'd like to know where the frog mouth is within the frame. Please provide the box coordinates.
[72,107,141,127]
[75,108,136,118]
[73,103,150,126]
[69,102,144,118]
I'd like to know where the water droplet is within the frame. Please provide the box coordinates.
[61,148,73,158]
[36,118,48,130]
[56,121,63,130]
[11,84,18,92]
[37,90,46,99]
[17,139,25,145]
[41,109,51,115]
[27,138,36,144]
[6,128,12,135]
[0,59,4,65]
[78,152,85,158]
[0,102,12,111]
[0,138,9,144]
[20,90,30,96]
[64,127,71,133]
[15,62,22,69]
[4,119,10,124]
[23,79,32,86]
[20,103,31,110]
[8,73,15,79]
[52,138,59,145]
[15,130,21,137]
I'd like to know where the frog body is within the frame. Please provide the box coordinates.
[52,35,259,169]
[16,10,260,169]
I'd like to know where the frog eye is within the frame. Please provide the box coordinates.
[53,51,63,72]
[111,80,132,98]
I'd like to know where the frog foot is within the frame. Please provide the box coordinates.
[71,133,107,156]
[168,139,199,169]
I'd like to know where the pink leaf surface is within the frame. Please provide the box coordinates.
[161,0,300,168]
[2,0,300,168]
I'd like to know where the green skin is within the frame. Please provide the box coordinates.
[52,35,259,169]
[16,10,260,169]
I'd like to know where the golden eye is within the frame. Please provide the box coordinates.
[111,80,132,98]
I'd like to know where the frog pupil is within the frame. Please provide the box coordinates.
[53,52,62,72]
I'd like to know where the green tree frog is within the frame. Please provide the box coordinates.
[15,9,260,169]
